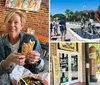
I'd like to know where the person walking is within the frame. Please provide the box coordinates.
[52,18,58,36]
[59,17,66,41]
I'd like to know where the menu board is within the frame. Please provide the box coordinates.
[5,0,42,12]
[52,55,60,85]
[60,53,68,71]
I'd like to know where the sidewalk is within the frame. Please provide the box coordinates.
[51,22,80,41]
[51,28,71,41]
[51,34,71,41]
[51,35,60,41]
[90,82,100,85]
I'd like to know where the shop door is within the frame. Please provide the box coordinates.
[58,51,79,84]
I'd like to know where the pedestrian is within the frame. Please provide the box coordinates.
[59,17,66,41]
[52,18,58,36]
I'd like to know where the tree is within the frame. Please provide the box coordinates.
[98,5,100,10]
[65,9,73,21]
[50,13,53,21]
[90,10,95,19]
[52,14,66,20]
[80,11,88,18]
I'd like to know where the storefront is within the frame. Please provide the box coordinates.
[50,43,85,85]
[50,43,100,85]
[57,49,79,84]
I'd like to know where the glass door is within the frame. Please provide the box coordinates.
[58,51,79,85]
[70,54,79,84]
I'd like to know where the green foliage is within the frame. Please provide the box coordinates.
[98,5,100,10]
[65,9,89,21]
[52,14,66,20]
[52,8,97,22]
[65,9,73,21]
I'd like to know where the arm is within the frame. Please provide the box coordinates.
[0,46,14,75]
[0,38,11,75]
[0,38,25,75]
[24,35,45,74]
[31,37,45,72]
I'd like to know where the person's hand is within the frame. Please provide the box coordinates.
[27,51,40,65]
[6,53,25,66]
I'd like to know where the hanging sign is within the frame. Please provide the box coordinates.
[58,43,78,51]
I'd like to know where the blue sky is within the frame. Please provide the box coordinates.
[50,0,100,15]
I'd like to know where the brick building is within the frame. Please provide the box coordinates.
[0,0,49,40]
